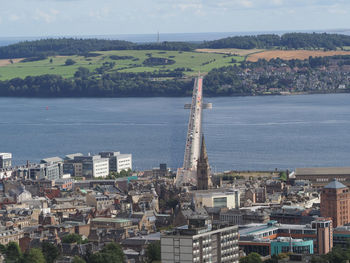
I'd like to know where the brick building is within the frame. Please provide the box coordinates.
[320,179,350,227]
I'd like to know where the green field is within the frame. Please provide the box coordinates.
[0,50,244,80]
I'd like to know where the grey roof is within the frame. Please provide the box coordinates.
[296,167,350,176]
[41,157,63,163]
[324,179,347,189]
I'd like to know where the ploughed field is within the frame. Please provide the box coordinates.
[246,49,350,62]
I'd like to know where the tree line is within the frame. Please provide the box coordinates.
[202,32,350,50]
[1,33,350,59]
[0,38,196,59]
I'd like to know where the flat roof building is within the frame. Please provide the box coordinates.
[99,151,132,173]
[295,167,350,188]
[0,153,12,169]
[161,217,239,263]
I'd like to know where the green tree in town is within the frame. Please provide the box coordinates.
[239,252,262,263]
[22,248,45,263]
[72,256,86,263]
[42,242,60,263]
[145,241,161,262]
[88,242,124,263]
[5,242,22,263]
[61,233,87,244]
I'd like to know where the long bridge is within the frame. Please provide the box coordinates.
[175,75,211,187]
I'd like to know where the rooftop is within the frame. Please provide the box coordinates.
[296,167,350,176]
[324,179,347,189]
[91,218,131,223]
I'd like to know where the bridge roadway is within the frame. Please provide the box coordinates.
[175,76,204,187]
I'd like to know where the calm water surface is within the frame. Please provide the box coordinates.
[0,94,350,171]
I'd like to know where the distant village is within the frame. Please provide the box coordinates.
[207,56,350,96]
[0,142,349,263]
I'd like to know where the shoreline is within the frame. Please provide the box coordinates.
[0,90,347,98]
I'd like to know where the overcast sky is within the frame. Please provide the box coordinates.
[1,0,349,37]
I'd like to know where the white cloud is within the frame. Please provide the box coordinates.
[238,0,253,8]
[34,9,60,23]
[270,0,283,5]
[9,14,20,21]
[88,7,110,20]
[328,4,347,14]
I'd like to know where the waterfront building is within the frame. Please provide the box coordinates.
[197,136,212,190]
[320,179,350,227]
[161,217,239,263]
[64,155,109,178]
[295,167,350,188]
[29,162,60,180]
[40,156,64,177]
[0,153,12,169]
[99,151,132,173]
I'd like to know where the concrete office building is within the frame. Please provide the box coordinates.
[73,155,109,178]
[0,153,12,169]
[239,218,333,256]
[320,179,350,227]
[99,152,132,173]
[29,163,60,180]
[161,217,239,263]
[193,189,240,210]
[41,156,64,177]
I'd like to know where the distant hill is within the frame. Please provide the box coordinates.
[0,38,196,59]
[1,33,350,59]
[202,32,350,50]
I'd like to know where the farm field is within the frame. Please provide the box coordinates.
[0,50,244,80]
[247,49,350,62]
[195,48,264,57]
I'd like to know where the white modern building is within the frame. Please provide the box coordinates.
[67,155,109,178]
[0,153,12,169]
[161,217,239,263]
[193,189,240,210]
[99,152,132,173]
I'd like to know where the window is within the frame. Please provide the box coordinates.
[213,197,227,208]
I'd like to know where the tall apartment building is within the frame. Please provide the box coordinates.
[0,153,12,169]
[99,151,132,173]
[161,217,239,263]
[320,179,350,227]
[311,217,333,254]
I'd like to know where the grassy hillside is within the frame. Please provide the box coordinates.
[0,50,244,80]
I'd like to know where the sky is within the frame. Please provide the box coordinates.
[0,0,350,37]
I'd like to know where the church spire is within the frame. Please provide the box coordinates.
[199,135,208,162]
[197,135,212,190]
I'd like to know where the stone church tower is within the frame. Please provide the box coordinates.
[197,135,212,190]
